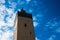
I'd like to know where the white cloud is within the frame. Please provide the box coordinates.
[0,30,3,39]
[8,1,17,9]
[35,37,39,40]
[29,9,33,13]
[0,21,6,27]
[33,22,38,27]
[6,8,14,15]
[0,30,4,35]
[48,35,56,40]
[0,0,5,4]
[0,0,16,40]
[26,0,31,2]
[0,4,6,11]
[0,2,16,27]
[0,13,5,21]
[26,0,31,4]
[0,6,15,27]
[33,14,43,27]
[2,26,10,32]
[6,16,14,27]
[45,20,59,29]
[33,16,37,21]
[33,14,43,21]
[1,30,13,40]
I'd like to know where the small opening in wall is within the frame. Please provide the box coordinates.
[30,32,32,35]
[24,24,27,27]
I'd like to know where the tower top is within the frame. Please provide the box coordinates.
[17,8,32,19]
[20,8,25,14]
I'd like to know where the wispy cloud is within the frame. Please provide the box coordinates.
[0,0,16,40]
[1,30,13,40]
[48,35,56,40]
[33,22,38,27]
[8,1,17,9]
[35,37,40,40]
[26,0,31,3]
[33,14,43,27]
[0,0,5,4]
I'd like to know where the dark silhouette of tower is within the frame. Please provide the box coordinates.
[14,8,35,40]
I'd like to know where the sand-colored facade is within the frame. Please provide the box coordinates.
[14,9,35,40]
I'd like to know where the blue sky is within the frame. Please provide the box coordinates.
[0,0,60,40]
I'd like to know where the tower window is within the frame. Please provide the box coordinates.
[30,32,32,35]
[24,24,27,27]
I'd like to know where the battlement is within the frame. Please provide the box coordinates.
[17,8,32,18]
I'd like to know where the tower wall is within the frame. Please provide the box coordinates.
[14,9,35,40]
[17,17,35,40]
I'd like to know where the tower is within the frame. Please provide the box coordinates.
[14,8,35,40]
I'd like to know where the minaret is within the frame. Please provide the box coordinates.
[14,8,35,40]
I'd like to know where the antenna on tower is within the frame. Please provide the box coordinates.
[20,8,25,13]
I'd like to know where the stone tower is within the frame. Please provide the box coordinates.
[14,8,35,40]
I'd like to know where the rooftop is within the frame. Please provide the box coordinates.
[17,8,32,19]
